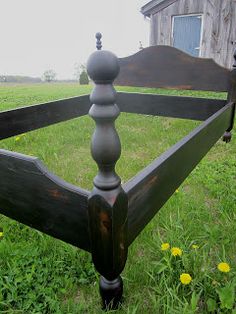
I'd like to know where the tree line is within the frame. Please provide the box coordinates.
[0,63,89,84]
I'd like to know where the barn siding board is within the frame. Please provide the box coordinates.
[150,16,155,45]
[150,14,158,45]
[201,1,213,59]
[148,0,236,68]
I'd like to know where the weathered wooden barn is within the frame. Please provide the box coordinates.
[141,0,236,68]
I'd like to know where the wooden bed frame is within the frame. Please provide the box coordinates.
[0,33,235,310]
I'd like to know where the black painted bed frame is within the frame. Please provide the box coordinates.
[0,33,235,310]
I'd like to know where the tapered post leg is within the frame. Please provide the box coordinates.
[223,49,236,142]
[87,33,128,310]
[99,276,123,309]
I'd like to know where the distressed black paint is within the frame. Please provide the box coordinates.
[87,37,128,309]
[0,149,90,251]
[0,95,90,140]
[124,102,234,244]
[115,45,230,92]
[117,92,226,121]
[223,50,236,141]
[0,37,235,310]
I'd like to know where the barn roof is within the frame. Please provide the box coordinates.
[141,0,178,17]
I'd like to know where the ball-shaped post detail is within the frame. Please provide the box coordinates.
[87,50,120,84]
[99,276,123,310]
[223,131,232,143]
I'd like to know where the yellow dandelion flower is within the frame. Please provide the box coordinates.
[180,273,192,285]
[217,262,230,273]
[175,189,179,193]
[161,243,170,251]
[15,136,21,142]
[192,244,199,249]
[171,247,182,257]
[0,232,3,237]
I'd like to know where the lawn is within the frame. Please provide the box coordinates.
[0,83,235,313]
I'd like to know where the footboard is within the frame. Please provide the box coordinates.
[0,149,90,251]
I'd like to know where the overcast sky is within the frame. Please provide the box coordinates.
[0,0,150,79]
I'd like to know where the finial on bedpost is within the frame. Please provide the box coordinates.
[96,32,102,50]
[223,48,236,143]
[87,36,128,310]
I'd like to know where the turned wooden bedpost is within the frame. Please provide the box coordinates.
[223,49,236,142]
[87,33,128,310]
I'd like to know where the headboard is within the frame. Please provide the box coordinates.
[115,45,230,92]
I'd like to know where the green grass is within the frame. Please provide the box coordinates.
[0,83,235,313]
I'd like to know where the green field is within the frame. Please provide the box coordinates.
[0,83,235,313]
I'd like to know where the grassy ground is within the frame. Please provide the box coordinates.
[0,83,235,313]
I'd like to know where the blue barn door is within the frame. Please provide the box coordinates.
[172,15,202,57]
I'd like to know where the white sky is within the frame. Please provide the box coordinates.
[0,0,150,79]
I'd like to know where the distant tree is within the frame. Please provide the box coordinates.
[74,63,81,81]
[80,64,86,72]
[74,63,86,81]
[79,70,89,85]
[42,69,56,82]
[1,76,41,83]
[74,63,89,84]
[139,41,144,50]
[0,75,7,82]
